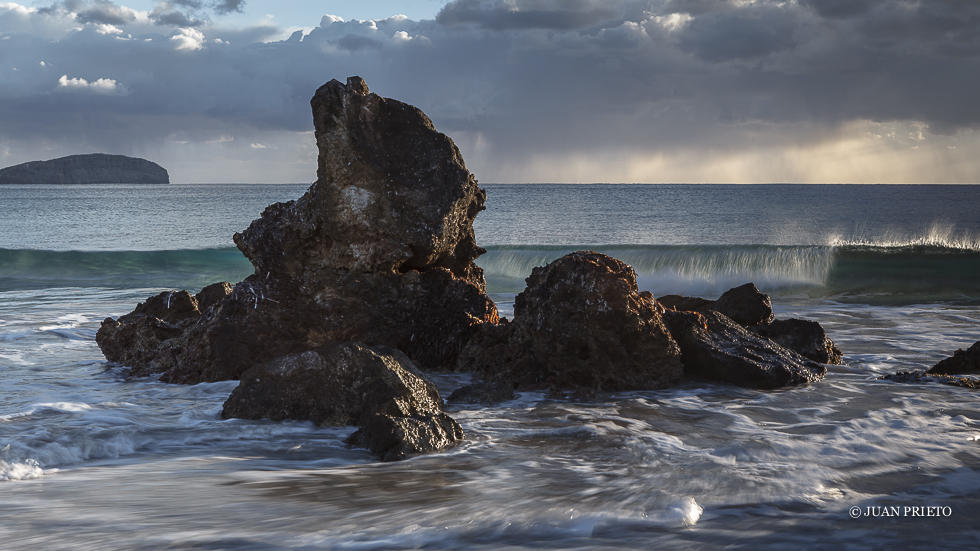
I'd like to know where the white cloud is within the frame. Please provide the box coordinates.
[250,142,267,148]
[94,23,123,35]
[57,74,129,95]
[170,27,205,51]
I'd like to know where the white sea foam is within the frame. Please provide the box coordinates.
[0,458,46,481]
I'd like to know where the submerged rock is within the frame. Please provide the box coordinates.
[881,370,980,390]
[928,341,980,375]
[460,251,684,392]
[221,342,463,461]
[97,76,497,384]
[446,380,516,406]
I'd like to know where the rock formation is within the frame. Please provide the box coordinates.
[222,342,463,461]
[662,310,828,389]
[97,76,497,386]
[458,251,685,393]
[0,154,169,184]
[659,282,774,327]
[659,284,843,366]
[928,341,980,375]
[757,318,843,365]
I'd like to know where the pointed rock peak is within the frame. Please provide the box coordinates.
[346,75,369,95]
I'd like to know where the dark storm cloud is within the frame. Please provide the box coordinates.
[436,0,624,30]
[798,0,886,19]
[2,0,979,176]
[211,0,245,15]
[676,6,801,62]
[150,9,205,27]
[74,0,136,25]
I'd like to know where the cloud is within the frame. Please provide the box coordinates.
[57,74,129,95]
[1,0,979,183]
[436,0,626,30]
[170,26,205,50]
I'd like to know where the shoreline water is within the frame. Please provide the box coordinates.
[1,183,979,549]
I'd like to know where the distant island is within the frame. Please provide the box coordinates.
[0,153,169,184]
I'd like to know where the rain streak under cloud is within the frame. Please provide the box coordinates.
[1,0,979,183]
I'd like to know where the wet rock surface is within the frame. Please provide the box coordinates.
[97,76,497,385]
[659,283,842,369]
[663,310,828,389]
[881,370,980,390]
[928,341,980,375]
[659,282,774,327]
[446,380,516,406]
[756,318,844,365]
[221,342,462,460]
[460,251,684,392]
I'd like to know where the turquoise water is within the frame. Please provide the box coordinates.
[1,183,979,549]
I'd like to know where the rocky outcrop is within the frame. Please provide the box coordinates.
[928,341,980,375]
[659,282,774,327]
[659,284,842,366]
[97,76,497,384]
[0,154,169,184]
[459,251,684,392]
[221,342,463,461]
[662,310,828,389]
[757,318,843,365]
[96,283,234,375]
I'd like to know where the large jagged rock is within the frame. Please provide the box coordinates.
[459,251,684,392]
[662,310,827,389]
[97,76,497,384]
[222,342,463,461]
[927,341,980,375]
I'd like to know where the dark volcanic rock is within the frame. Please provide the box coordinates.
[347,411,464,462]
[761,318,843,365]
[664,310,827,389]
[928,341,980,375]
[221,342,463,461]
[460,251,684,392]
[97,76,497,384]
[660,283,773,327]
[0,153,168,184]
[96,289,208,375]
[708,283,775,326]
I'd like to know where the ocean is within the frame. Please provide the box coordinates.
[1,183,979,549]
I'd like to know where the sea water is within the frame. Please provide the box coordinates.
[1,183,979,549]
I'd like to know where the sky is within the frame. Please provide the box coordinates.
[1,0,979,184]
